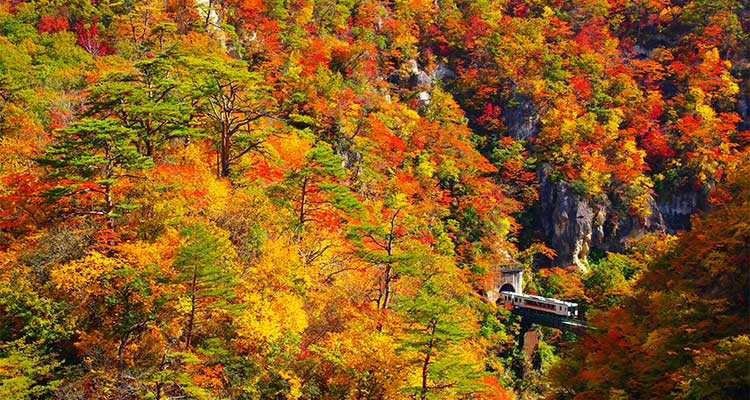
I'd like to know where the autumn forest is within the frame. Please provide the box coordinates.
[0,0,748,398]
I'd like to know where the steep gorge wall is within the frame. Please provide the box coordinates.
[537,166,669,270]
[392,61,709,270]
[502,97,692,270]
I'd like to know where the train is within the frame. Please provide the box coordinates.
[501,291,579,318]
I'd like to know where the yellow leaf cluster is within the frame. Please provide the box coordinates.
[235,291,307,346]
[234,237,309,351]
[49,251,119,294]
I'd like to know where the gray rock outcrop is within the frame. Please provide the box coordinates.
[503,91,540,141]
[538,166,668,270]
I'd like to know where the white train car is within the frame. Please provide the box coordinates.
[501,291,578,318]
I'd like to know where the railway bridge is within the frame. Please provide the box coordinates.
[485,265,590,379]
[484,265,589,333]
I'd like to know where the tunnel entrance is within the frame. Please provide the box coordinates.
[499,283,515,293]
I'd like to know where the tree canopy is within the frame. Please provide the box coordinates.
[0,0,747,398]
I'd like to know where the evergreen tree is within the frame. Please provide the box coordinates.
[395,272,484,399]
[172,223,241,349]
[268,141,360,231]
[186,55,276,178]
[35,118,153,220]
[85,49,197,158]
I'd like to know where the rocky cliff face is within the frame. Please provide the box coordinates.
[537,166,673,270]
[657,189,707,232]
[501,93,694,270]
[503,91,540,141]
[538,167,596,271]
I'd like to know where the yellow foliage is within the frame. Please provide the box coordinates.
[49,251,119,294]
[659,6,679,23]
[626,175,655,218]
[86,55,133,81]
[284,51,304,80]
[234,291,307,346]
[579,152,611,196]
[702,47,720,64]
[0,248,29,287]
[234,237,308,351]
[250,236,307,287]
[415,152,436,179]
[117,233,179,270]
[267,132,313,169]
[642,327,672,355]
[175,31,225,57]
[146,145,236,223]
[0,107,41,173]
[542,6,555,19]
[718,69,739,98]
[293,2,313,26]
[604,108,624,133]
[689,87,716,120]
[277,370,303,400]
[338,102,361,137]
[315,319,410,399]
[111,0,174,53]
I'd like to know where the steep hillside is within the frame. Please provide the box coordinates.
[0,0,747,399]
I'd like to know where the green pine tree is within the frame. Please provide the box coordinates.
[35,118,153,219]
[395,274,484,400]
[185,55,276,178]
[85,49,197,158]
[268,141,361,233]
[172,223,242,350]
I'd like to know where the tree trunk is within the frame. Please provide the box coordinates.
[420,323,437,400]
[299,177,308,227]
[185,269,198,349]
[379,264,392,310]
[145,139,154,157]
[379,209,400,310]
[220,131,231,177]
[117,330,130,372]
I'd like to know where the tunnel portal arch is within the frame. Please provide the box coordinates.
[484,266,524,304]
[500,283,516,293]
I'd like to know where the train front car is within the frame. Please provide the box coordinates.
[566,302,579,319]
[500,291,518,308]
